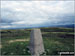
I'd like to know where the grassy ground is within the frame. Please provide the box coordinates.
[0,27,74,55]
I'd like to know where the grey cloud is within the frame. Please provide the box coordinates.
[0,1,74,29]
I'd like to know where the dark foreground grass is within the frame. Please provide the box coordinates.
[1,42,30,55]
[1,27,74,55]
[43,37,74,55]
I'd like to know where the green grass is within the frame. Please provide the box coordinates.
[1,27,74,55]
[1,42,30,55]
[43,37,74,55]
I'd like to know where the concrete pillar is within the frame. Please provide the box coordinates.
[29,28,45,56]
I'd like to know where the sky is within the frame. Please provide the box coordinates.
[0,1,74,29]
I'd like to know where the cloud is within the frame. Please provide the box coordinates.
[0,1,74,29]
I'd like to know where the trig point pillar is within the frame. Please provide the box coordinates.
[29,28,45,56]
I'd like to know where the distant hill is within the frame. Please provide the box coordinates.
[0,24,74,30]
[56,24,74,28]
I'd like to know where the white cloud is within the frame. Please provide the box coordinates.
[1,1,74,29]
[1,26,10,28]
[11,18,48,25]
[0,25,16,28]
